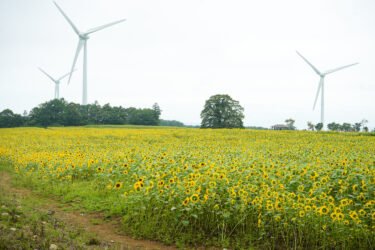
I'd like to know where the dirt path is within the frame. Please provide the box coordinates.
[0,171,177,250]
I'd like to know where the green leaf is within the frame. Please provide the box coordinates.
[182,220,189,226]
[223,211,231,218]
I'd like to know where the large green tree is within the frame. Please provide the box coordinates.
[200,94,244,128]
[29,99,67,127]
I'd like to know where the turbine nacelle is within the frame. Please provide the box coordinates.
[79,33,89,40]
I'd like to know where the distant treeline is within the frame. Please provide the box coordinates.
[0,99,184,128]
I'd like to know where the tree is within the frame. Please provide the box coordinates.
[0,109,24,128]
[29,99,67,127]
[361,119,368,132]
[63,103,82,126]
[353,122,362,132]
[315,123,323,131]
[327,122,340,131]
[152,103,162,125]
[159,119,184,127]
[126,108,159,125]
[341,123,353,132]
[307,121,315,131]
[285,118,296,130]
[200,94,244,128]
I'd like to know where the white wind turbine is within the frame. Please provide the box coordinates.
[54,1,126,105]
[296,51,358,127]
[38,67,75,99]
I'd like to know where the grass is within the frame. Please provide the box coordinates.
[0,164,104,249]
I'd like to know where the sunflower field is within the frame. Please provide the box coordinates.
[0,127,374,248]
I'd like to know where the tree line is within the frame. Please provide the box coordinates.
[307,120,370,132]
[0,99,166,128]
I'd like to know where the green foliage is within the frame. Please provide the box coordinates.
[159,119,185,127]
[0,168,100,249]
[0,99,162,128]
[285,118,296,130]
[127,108,160,125]
[327,122,340,131]
[315,123,323,131]
[327,121,369,132]
[0,109,24,128]
[152,103,162,123]
[307,121,315,131]
[200,94,244,128]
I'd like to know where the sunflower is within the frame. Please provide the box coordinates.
[274,215,281,222]
[203,194,209,202]
[182,197,190,206]
[266,203,273,211]
[331,213,338,221]
[134,182,141,191]
[359,209,366,217]
[304,205,312,212]
[336,212,344,221]
[191,194,200,203]
[349,211,359,220]
[319,206,329,215]
[114,182,123,189]
[208,181,216,188]
[310,171,319,180]
[275,200,282,210]
[328,196,334,204]
[299,210,306,217]
[340,198,349,207]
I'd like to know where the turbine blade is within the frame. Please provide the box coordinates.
[296,51,321,76]
[84,18,126,35]
[38,67,56,83]
[58,68,77,81]
[313,78,323,110]
[68,40,83,84]
[54,1,80,35]
[323,62,359,75]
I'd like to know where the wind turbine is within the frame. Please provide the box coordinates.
[38,67,75,99]
[296,51,358,127]
[54,1,126,105]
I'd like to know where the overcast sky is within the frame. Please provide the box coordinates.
[1,0,374,129]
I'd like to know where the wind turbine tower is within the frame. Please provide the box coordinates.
[54,2,126,105]
[296,51,358,127]
[38,67,75,99]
